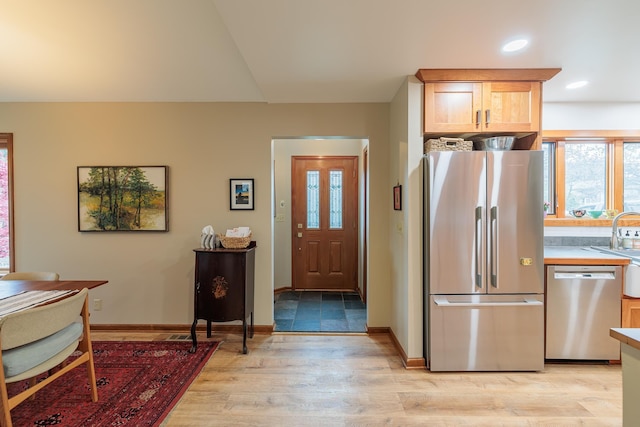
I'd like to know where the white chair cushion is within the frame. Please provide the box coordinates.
[2,322,82,378]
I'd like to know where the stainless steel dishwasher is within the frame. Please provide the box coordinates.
[546,265,621,360]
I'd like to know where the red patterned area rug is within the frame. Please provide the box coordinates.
[7,340,220,426]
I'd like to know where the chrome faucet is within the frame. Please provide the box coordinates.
[611,212,640,249]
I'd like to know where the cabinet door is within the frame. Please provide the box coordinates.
[482,81,540,132]
[195,252,246,322]
[622,298,640,328]
[424,82,482,133]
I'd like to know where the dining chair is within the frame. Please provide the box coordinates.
[0,272,60,281]
[0,288,97,427]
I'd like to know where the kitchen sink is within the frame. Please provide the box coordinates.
[589,246,640,260]
[588,246,640,297]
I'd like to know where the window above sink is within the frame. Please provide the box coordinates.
[543,130,640,227]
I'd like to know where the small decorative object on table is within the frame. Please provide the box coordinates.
[543,201,550,216]
[218,227,252,249]
[200,225,216,248]
[218,234,252,249]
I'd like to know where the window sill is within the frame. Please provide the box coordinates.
[544,217,640,227]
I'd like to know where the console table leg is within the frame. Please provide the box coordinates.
[207,320,212,338]
[242,319,248,354]
[250,311,254,338]
[189,319,198,353]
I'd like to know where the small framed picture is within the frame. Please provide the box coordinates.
[393,184,402,211]
[230,178,254,210]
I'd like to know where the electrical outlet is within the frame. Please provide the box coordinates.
[93,298,102,311]
[275,214,285,222]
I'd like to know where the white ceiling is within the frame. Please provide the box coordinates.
[2,0,639,103]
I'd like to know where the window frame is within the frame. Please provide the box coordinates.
[0,133,14,272]
[543,130,640,226]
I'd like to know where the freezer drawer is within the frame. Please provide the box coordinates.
[546,265,621,360]
[428,294,544,371]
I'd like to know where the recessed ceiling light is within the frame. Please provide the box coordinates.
[502,39,528,53]
[566,80,588,89]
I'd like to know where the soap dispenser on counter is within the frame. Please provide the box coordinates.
[622,230,633,249]
[634,231,640,249]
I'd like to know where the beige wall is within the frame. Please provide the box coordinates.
[0,102,390,329]
[388,77,424,359]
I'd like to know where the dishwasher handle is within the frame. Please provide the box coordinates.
[553,272,616,280]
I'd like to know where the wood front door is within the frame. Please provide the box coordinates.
[291,156,358,290]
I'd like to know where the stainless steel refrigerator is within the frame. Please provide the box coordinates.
[423,150,544,371]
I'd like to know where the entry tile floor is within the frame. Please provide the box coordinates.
[274,291,366,333]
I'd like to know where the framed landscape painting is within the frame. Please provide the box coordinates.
[78,166,168,232]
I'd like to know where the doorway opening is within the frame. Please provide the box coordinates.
[274,290,366,332]
[272,137,369,333]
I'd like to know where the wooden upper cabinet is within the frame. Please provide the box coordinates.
[417,69,561,148]
[424,80,541,133]
[482,81,540,132]
[425,82,482,132]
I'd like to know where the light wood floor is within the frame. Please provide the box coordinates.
[91,331,623,426]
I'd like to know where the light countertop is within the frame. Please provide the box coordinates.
[544,246,631,266]
[611,328,640,351]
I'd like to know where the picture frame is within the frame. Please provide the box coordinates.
[393,184,402,211]
[230,178,254,210]
[77,166,168,232]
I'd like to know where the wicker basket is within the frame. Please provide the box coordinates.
[424,137,473,153]
[217,233,252,249]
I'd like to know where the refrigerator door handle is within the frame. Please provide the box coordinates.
[490,206,498,288]
[433,296,543,307]
[475,206,483,288]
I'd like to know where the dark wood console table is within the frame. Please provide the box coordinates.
[190,242,256,354]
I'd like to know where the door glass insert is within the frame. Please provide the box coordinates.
[329,170,343,229]
[306,170,319,229]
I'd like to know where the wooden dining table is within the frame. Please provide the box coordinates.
[0,280,108,300]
